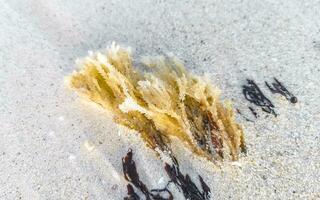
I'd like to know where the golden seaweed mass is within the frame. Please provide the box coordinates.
[66,43,246,161]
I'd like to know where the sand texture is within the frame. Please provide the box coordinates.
[1,0,320,199]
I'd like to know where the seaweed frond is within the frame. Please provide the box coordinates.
[66,43,245,161]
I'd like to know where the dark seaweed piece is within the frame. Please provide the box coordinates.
[248,107,258,118]
[164,155,211,200]
[236,108,254,122]
[265,78,298,104]
[122,149,175,200]
[122,149,211,200]
[122,149,150,199]
[198,175,210,199]
[242,79,277,116]
[124,184,141,200]
[122,149,139,184]
[150,188,173,200]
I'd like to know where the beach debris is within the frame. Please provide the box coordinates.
[265,78,297,104]
[241,78,298,119]
[122,149,210,200]
[122,149,151,198]
[122,149,173,200]
[248,107,258,118]
[124,184,141,200]
[66,43,245,161]
[164,155,211,200]
[236,108,254,122]
[242,79,277,117]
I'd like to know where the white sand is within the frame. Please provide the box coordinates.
[0,0,319,199]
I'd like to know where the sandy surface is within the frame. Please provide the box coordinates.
[1,0,320,199]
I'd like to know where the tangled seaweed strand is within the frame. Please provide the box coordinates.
[122,149,173,200]
[265,78,298,104]
[164,156,211,200]
[124,184,141,200]
[242,79,277,116]
[122,149,210,200]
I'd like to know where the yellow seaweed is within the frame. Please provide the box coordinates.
[66,43,245,161]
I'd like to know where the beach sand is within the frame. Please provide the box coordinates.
[1,0,319,199]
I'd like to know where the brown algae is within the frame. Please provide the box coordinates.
[66,43,245,161]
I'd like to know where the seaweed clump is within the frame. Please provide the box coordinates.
[122,149,209,200]
[123,149,173,200]
[242,79,277,117]
[66,43,245,161]
[265,78,298,104]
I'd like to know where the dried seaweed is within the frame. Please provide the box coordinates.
[66,43,245,161]
[242,79,277,116]
[236,108,254,122]
[122,149,152,199]
[124,184,141,200]
[198,175,211,199]
[265,78,297,104]
[122,149,210,200]
[248,107,258,118]
[164,155,211,200]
